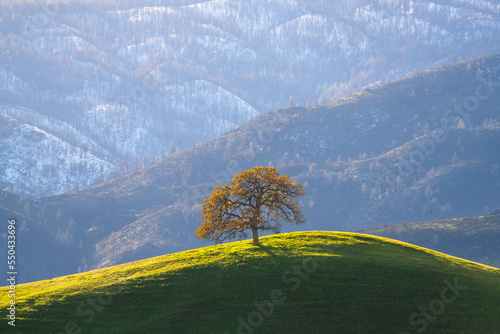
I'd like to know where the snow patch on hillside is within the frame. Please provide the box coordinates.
[160,80,259,134]
[0,114,116,197]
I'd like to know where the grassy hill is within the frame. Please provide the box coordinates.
[363,213,500,269]
[2,232,499,333]
[3,54,500,284]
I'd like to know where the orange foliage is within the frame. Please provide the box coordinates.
[196,167,306,246]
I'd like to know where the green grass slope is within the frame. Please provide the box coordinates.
[363,214,500,268]
[1,232,499,333]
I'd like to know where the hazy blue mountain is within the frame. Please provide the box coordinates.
[1,0,500,196]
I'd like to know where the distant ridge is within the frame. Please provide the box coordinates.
[1,0,500,197]
[363,213,500,268]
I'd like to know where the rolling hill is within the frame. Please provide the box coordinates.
[363,213,500,268]
[1,232,499,333]
[1,53,500,284]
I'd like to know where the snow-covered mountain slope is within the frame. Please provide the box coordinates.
[0,113,115,197]
[1,0,499,197]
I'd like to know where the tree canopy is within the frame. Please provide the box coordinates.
[196,167,306,246]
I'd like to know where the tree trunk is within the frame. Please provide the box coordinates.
[250,226,260,246]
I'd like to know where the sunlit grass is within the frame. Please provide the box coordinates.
[1,231,499,333]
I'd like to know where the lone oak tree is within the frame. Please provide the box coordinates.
[196,167,306,246]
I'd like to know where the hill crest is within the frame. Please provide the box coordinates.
[2,231,499,333]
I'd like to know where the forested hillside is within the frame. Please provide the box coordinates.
[1,0,499,196]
